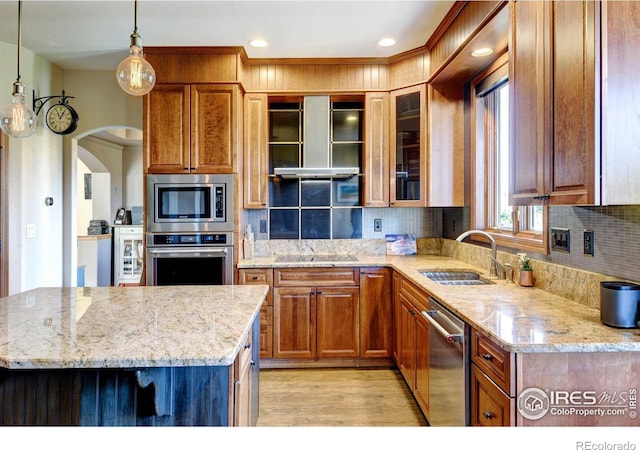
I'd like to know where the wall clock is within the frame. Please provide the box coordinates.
[46,102,79,135]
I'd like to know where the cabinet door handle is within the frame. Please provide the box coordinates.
[250,360,256,367]
[244,343,251,349]
[409,310,415,316]
[482,411,494,419]
[482,353,493,360]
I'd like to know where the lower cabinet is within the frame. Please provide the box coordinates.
[240,266,394,367]
[360,267,393,358]
[393,272,430,421]
[273,268,360,359]
[470,328,515,426]
[233,320,260,426]
[238,268,274,358]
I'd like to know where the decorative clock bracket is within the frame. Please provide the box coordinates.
[33,89,76,116]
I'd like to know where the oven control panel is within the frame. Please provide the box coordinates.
[149,232,230,246]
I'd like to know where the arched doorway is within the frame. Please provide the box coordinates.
[71,126,142,287]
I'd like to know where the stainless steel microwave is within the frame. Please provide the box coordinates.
[146,174,234,233]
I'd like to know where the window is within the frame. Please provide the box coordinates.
[268,99,363,240]
[471,55,548,253]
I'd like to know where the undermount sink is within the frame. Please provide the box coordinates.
[419,270,494,286]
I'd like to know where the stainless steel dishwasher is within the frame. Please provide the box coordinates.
[421,297,469,426]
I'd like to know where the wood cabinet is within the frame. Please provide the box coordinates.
[144,84,239,174]
[470,329,515,426]
[238,268,273,358]
[363,92,390,207]
[390,85,427,207]
[273,268,360,360]
[243,93,268,208]
[393,272,430,420]
[233,323,259,426]
[359,267,393,358]
[510,1,640,206]
[510,0,595,206]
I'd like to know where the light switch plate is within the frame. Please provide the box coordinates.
[551,227,570,252]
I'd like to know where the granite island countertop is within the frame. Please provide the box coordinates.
[0,285,268,370]
[238,254,640,353]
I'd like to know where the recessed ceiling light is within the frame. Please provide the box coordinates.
[378,38,396,47]
[248,39,268,48]
[471,47,494,57]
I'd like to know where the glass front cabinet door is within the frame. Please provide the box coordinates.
[113,225,143,286]
[390,85,426,207]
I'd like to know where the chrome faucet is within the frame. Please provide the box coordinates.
[455,230,498,277]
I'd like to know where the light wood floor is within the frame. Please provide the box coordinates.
[256,368,428,427]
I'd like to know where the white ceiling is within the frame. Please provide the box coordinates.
[0,0,455,71]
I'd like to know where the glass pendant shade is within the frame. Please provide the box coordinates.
[0,83,37,138]
[116,43,156,96]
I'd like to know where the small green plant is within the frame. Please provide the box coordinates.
[518,253,532,271]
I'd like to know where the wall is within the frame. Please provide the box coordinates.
[122,145,143,209]
[1,42,64,294]
[548,205,640,284]
[61,70,142,286]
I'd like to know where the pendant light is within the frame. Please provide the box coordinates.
[116,0,156,96]
[0,1,37,138]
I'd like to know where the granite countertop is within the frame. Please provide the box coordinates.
[0,285,268,370]
[238,255,640,353]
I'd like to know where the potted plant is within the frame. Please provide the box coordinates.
[518,253,534,287]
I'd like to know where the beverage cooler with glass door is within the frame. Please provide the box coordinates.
[113,225,144,286]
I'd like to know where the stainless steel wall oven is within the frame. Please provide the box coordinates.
[145,173,235,286]
[146,232,234,286]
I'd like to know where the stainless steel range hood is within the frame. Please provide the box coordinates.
[273,96,359,179]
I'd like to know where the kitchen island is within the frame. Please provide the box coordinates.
[0,285,268,426]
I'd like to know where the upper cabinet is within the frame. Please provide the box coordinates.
[243,93,269,208]
[363,92,390,207]
[510,0,595,206]
[144,84,239,174]
[510,0,640,206]
[390,85,427,207]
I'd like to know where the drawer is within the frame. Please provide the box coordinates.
[274,268,359,287]
[260,305,273,326]
[239,269,273,305]
[472,330,513,395]
[234,328,253,379]
[470,365,513,426]
[397,276,429,310]
[238,268,273,285]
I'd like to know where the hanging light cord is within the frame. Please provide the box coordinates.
[133,0,138,34]
[16,0,23,84]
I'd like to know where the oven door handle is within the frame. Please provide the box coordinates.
[421,310,463,343]
[147,248,229,255]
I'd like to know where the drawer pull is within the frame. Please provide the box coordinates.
[482,411,494,419]
[251,276,259,280]
[481,353,493,360]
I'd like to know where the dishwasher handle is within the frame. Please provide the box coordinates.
[421,310,463,344]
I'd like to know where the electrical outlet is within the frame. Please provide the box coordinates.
[26,224,36,239]
[259,219,267,234]
[374,218,382,232]
[551,227,570,252]
[583,230,594,256]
